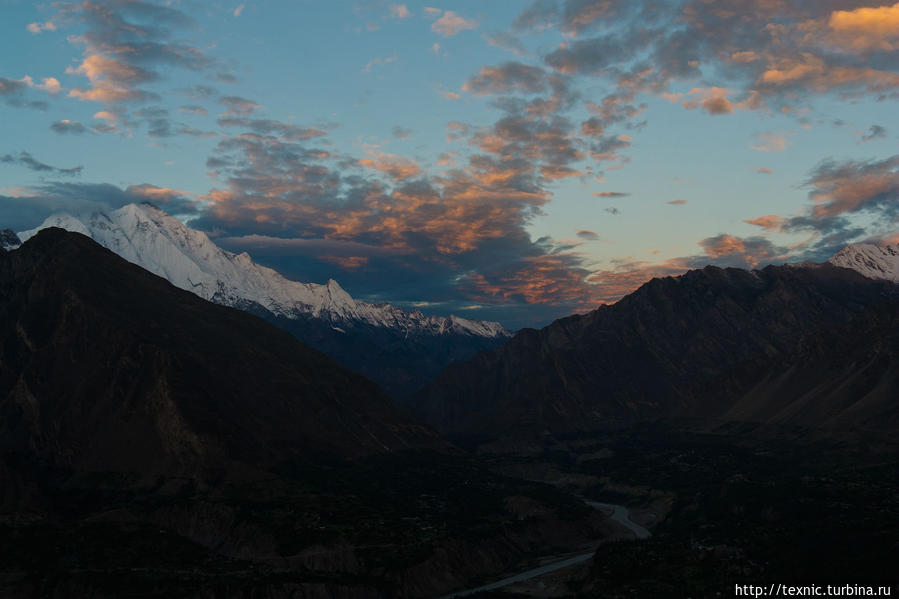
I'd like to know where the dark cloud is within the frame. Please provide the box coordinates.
[576,229,600,240]
[216,117,327,141]
[593,191,629,198]
[50,120,89,135]
[0,181,197,232]
[185,111,602,326]
[0,77,28,96]
[860,125,887,143]
[605,206,620,215]
[391,125,412,139]
[803,156,899,221]
[219,95,261,115]
[1,151,83,176]
[180,85,218,99]
[0,77,49,110]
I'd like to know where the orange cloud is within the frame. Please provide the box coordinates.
[744,215,785,231]
[828,3,899,52]
[320,255,370,269]
[358,152,421,181]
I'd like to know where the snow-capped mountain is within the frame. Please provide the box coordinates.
[18,203,509,339]
[828,242,899,283]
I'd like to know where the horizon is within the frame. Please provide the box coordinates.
[2,0,898,329]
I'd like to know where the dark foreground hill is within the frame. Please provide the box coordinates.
[0,229,617,598]
[413,264,899,440]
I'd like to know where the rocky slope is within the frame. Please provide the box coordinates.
[413,262,899,439]
[18,204,510,397]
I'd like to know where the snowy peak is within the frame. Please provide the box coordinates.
[828,242,899,283]
[17,203,510,339]
[0,229,21,251]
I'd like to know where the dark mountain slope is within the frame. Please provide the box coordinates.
[413,264,898,438]
[0,228,439,476]
[724,298,899,430]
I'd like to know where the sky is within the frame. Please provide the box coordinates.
[1,0,897,329]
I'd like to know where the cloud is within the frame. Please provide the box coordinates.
[752,131,793,153]
[738,156,899,262]
[463,62,551,95]
[859,124,887,143]
[179,105,208,116]
[187,111,602,325]
[0,77,49,110]
[233,4,245,17]
[0,151,83,176]
[827,2,899,52]
[216,117,326,141]
[666,199,687,205]
[27,21,57,34]
[431,10,478,37]
[605,207,620,215]
[219,95,261,115]
[362,55,398,73]
[744,215,785,231]
[388,4,411,19]
[755,167,774,175]
[358,151,421,181]
[484,32,528,56]
[50,120,89,135]
[60,0,227,106]
[576,229,600,240]
[593,191,629,198]
[803,156,899,221]
[1,181,199,232]
[391,125,413,139]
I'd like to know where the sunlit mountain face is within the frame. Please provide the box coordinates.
[1,2,898,598]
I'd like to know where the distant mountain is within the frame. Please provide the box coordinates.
[18,203,510,397]
[0,228,440,474]
[413,258,899,440]
[828,241,899,282]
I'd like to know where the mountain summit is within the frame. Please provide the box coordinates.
[828,241,899,282]
[18,203,510,396]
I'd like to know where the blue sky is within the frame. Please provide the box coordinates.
[1,0,897,328]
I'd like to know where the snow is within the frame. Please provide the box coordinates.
[828,242,899,283]
[18,203,510,338]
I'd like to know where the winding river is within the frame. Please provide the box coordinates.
[441,499,650,597]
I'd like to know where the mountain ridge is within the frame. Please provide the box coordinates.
[413,261,899,439]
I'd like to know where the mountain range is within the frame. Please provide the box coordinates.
[413,242,899,440]
[17,203,510,398]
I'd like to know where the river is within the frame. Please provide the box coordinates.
[441,499,650,597]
